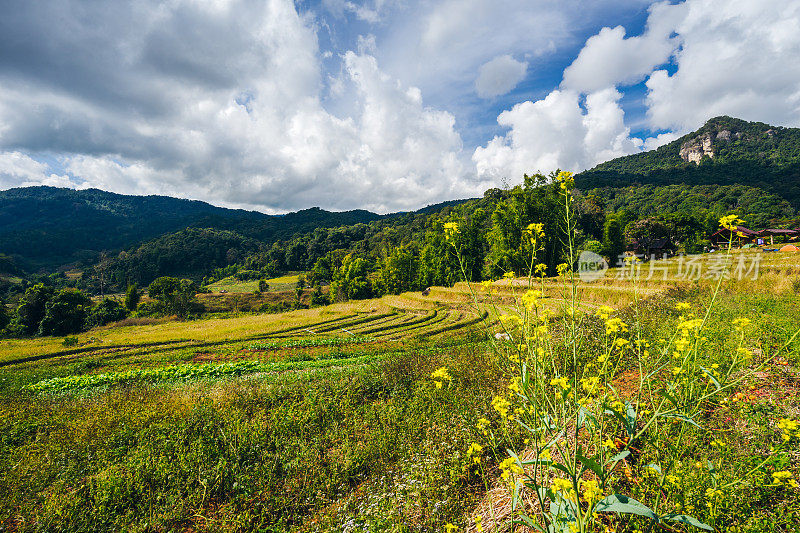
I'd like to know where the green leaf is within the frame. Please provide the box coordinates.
[513,515,544,532]
[607,450,631,466]
[624,401,637,438]
[595,494,658,520]
[700,366,722,391]
[512,479,523,511]
[661,513,714,531]
[644,463,662,475]
[658,387,680,409]
[660,413,702,428]
[577,452,604,479]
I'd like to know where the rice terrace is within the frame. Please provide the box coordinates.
[2,1,800,532]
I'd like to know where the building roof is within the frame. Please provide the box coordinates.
[711,226,758,238]
[756,228,800,236]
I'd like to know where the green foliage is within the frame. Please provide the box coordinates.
[147,277,198,318]
[485,172,565,277]
[578,116,800,209]
[124,282,140,311]
[0,298,8,333]
[0,186,383,271]
[15,283,55,335]
[602,215,625,266]
[38,288,92,336]
[85,298,128,329]
[329,254,374,301]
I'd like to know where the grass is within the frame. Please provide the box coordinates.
[1,250,799,531]
[206,273,303,294]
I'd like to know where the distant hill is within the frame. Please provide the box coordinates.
[0,187,384,270]
[576,116,800,209]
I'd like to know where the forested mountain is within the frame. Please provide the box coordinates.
[0,187,384,270]
[3,116,799,297]
[576,116,800,208]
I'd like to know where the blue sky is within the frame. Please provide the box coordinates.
[1,0,799,213]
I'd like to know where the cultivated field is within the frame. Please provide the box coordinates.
[1,250,799,531]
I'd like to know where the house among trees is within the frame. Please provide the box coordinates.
[627,236,675,257]
[711,226,799,247]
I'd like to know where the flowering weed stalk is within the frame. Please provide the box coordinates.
[442,174,800,532]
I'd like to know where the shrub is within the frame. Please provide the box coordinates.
[85,298,128,329]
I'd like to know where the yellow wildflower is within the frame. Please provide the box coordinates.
[772,470,798,488]
[581,479,604,504]
[551,478,573,494]
[719,214,743,231]
[443,222,460,242]
[605,317,628,335]
[534,263,548,276]
[675,302,691,311]
[581,376,601,395]
[503,271,516,280]
[596,305,615,320]
[550,376,570,391]
[492,395,511,419]
[521,289,540,311]
[732,317,751,331]
[430,367,452,389]
[444,523,458,533]
[778,418,800,442]
[499,456,523,480]
[555,170,575,191]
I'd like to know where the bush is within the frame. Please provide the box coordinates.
[86,298,128,329]
[38,288,92,336]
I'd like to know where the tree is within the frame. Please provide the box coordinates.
[147,277,198,318]
[16,284,55,335]
[125,282,140,311]
[38,288,91,336]
[258,279,269,292]
[0,297,9,333]
[329,255,372,301]
[380,246,417,295]
[86,298,128,329]
[602,215,625,267]
[624,218,673,256]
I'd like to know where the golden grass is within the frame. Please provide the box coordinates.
[5,249,796,366]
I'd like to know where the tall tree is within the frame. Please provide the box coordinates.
[38,288,91,336]
[602,215,625,267]
[16,284,55,335]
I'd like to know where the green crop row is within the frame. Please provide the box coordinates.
[29,354,379,394]
[248,336,375,350]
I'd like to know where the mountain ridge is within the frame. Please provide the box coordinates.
[576,115,800,208]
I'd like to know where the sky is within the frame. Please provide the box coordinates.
[1,0,800,214]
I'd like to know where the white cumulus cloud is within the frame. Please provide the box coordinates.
[472,88,641,181]
[0,0,489,213]
[561,1,682,93]
[645,0,800,132]
[475,55,528,98]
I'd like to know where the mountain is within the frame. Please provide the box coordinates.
[0,187,384,270]
[576,116,800,209]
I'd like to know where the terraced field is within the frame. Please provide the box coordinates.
[3,249,794,381]
[2,248,799,531]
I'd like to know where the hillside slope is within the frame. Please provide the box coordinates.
[576,116,800,208]
[0,187,383,270]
